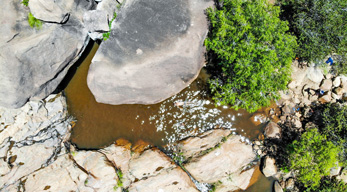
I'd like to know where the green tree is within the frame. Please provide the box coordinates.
[278,0,347,66]
[286,128,341,190]
[205,0,297,112]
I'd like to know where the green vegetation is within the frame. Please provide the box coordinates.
[205,0,297,112]
[21,0,29,6]
[278,0,347,66]
[286,128,341,189]
[103,12,117,41]
[113,169,123,190]
[317,177,347,192]
[321,104,347,144]
[28,12,42,29]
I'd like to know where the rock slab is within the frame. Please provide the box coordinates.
[0,0,92,108]
[87,0,213,105]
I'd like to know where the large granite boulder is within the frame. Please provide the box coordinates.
[87,0,213,105]
[0,94,73,189]
[0,0,93,108]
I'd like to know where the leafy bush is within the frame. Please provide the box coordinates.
[317,177,347,192]
[205,0,297,112]
[317,103,347,165]
[22,0,29,6]
[286,128,341,190]
[28,12,42,29]
[278,0,347,65]
[321,103,347,143]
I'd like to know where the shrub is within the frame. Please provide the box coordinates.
[286,128,341,190]
[317,177,347,192]
[278,0,347,65]
[205,0,297,112]
[22,0,29,6]
[28,12,42,29]
[318,103,347,164]
[321,103,347,143]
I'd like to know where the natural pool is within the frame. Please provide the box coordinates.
[65,43,269,149]
[64,42,273,191]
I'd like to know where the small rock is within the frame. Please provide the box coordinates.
[333,77,341,87]
[339,75,347,89]
[343,93,347,101]
[292,118,302,128]
[264,122,281,139]
[318,94,332,103]
[250,113,267,126]
[285,178,295,190]
[338,168,347,183]
[287,81,297,90]
[274,181,283,192]
[326,73,333,79]
[330,166,342,176]
[279,90,292,100]
[83,10,109,37]
[331,92,340,100]
[262,156,277,177]
[333,87,344,95]
[320,79,333,91]
[306,67,324,83]
[29,0,70,23]
[253,145,260,151]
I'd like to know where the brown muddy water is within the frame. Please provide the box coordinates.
[65,42,273,191]
[66,44,269,149]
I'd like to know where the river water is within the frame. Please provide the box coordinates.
[65,42,273,191]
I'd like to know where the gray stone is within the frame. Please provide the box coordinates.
[28,0,71,23]
[306,67,324,84]
[0,94,73,188]
[262,156,277,177]
[264,122,281,139]
[0,0,92,108]
[83,10,109,33]
[87,0,213,105]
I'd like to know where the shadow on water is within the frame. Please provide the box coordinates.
[54,40,96,93]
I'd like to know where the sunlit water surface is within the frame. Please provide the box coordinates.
[66,44,268,150]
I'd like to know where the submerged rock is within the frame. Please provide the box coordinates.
[0,0,93,108]
[87,0,213,105]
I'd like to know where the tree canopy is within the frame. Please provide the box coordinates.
[278,0,347,65]
[205,0,297,112]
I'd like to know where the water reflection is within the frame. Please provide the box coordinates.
[66,43,268,149]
